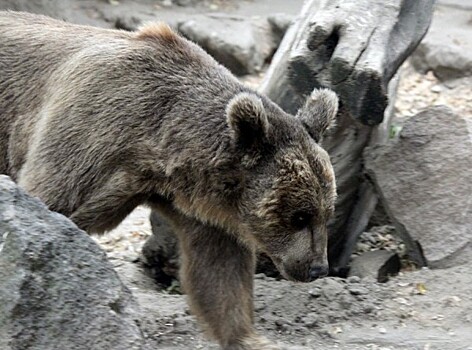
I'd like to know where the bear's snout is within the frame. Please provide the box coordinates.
[279,259,328,283]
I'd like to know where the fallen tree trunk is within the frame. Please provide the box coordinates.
[259,0,434,272]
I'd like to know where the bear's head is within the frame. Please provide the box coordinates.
[227,88,338,282]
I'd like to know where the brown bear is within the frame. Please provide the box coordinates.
[0,11,338,350]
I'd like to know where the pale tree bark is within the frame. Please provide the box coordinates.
[259,0,435,273]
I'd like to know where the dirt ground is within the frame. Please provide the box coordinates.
[115,259,472,350]
[98,212,472,350]
[2,0,468,348]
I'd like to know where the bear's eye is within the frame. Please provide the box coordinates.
[291,211,313,230]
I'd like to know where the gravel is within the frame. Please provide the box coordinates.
[395,63,472,119]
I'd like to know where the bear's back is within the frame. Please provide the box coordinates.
[0,11,242,177]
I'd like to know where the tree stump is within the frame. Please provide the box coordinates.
[259,0,434,272]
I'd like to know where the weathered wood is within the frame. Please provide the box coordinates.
[334,73,400,271]
[260,0,434,269]
[261,0,435,122]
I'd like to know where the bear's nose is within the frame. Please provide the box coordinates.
[309,265,329,281]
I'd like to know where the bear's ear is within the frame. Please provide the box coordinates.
[226,92,269,148]
[296,88,338,143]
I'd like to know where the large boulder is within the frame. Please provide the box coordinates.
[0,0,103,26]
[0,0,68,17]
[438,0,472,10]
[0,176,147,350]
[365,106,472,268]
[410,4,472,81]
[178,14,291,75]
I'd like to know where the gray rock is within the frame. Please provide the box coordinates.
[0,175,147,350]
[438,0,472,11]
[346,276,361,284]
[347,285,369,296]
[172,0,211,6]
[0,0,104,26]
[114,15,144,31]
[365,106,472,269]
[410,5,472,81]
[267,13,294,44]
[319,278,346,301]
[0,0,68,17]
[178,14,284,75]
[173,0,200,6]
[349,250,401,283]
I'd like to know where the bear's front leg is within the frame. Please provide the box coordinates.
[175,218,280,350]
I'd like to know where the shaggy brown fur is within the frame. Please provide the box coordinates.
[136,22,178,42]
[0,11,338,350]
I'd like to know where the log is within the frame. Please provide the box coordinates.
[260,0,434,270]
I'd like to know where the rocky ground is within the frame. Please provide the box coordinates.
[395,64,472,119]
[2,174,472,350]
[118,261,472,350]
[1,0,471,349]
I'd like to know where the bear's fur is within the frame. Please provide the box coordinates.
[0,11,338,350]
